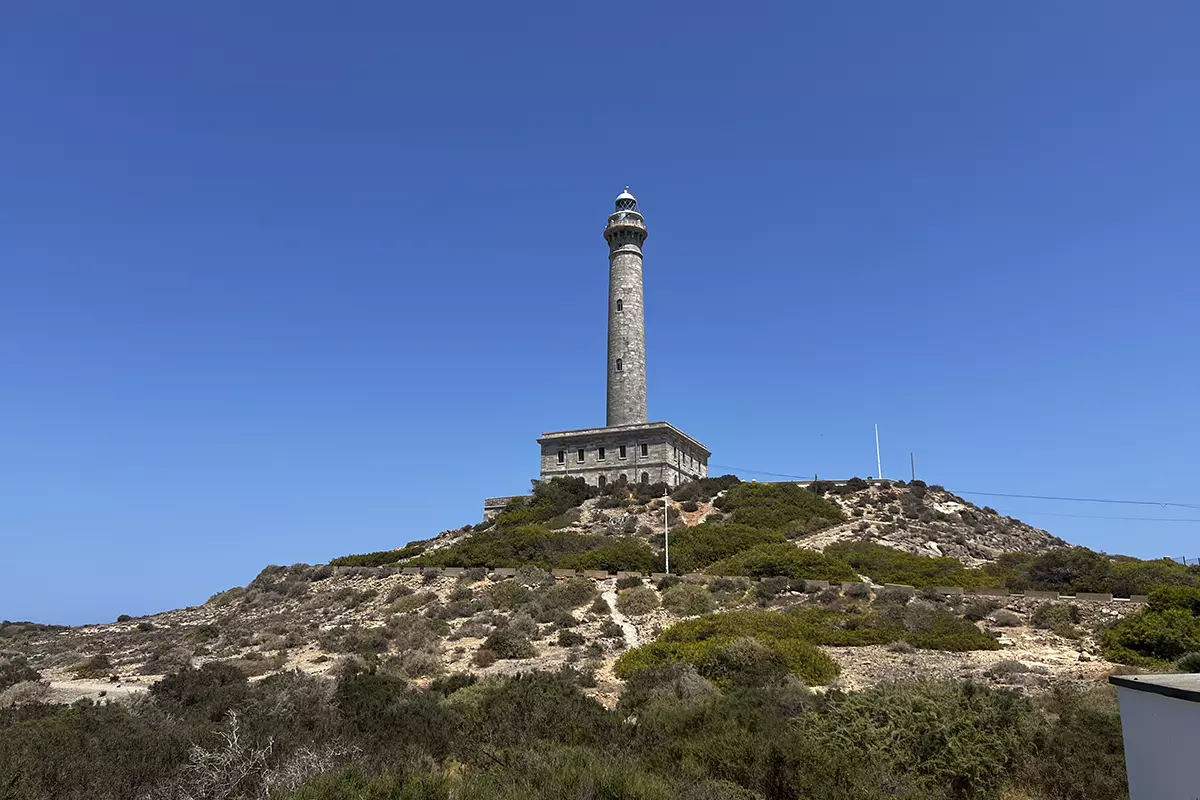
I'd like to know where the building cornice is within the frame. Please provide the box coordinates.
[537,421,710,457]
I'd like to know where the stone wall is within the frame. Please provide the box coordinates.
[537,421,709,488]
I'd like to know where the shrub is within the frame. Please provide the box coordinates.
[539,577,597,610]
[0,657,40,692]
[963,598,999,620]
[416,525,606,569]
[670,475,740,502]
[753,576,790,601]
[1148,585,1200,615]
[717,482,844,533]
[1102,607,1200,664]
[706,544,856,581]
[667,524,787,573]
[473,649,498,667]
[1175,651,1200,673]
[826,541,994,589]
[557,538,658,573]
[661,583,716,616]
[615,611,840,686]
[617,586,659,616]
[482,625,536,660]
[680,500,699,513]
[589,596,610,615]
[990,610,1021,627]
[116,614,133,623]
[71,654,114,679]
[875,585,915,606]
[492,477,597,528]
[615,575,643,590]
[1031,602,1081,639]
[558,629,586,647]
[329,542,425,567]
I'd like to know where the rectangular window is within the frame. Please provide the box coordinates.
[640,443,648,457]
[577,448,585,463]
[619,445,627,459]
[557,450,565,464]
[598,447,606,461]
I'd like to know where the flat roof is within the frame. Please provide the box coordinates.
[1109,673,1200,704]
[537,421,710,456]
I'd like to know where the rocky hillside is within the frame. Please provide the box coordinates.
[8,477,1173,717]
[424,479,1064,569]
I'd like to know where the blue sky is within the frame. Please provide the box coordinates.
[3,2,1198,624]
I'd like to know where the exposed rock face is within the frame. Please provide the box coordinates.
[794,484,1065,567]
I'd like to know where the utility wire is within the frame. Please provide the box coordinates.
[707,463,1200,512]
[1013,510,1200,524]
[949,489,1200,510]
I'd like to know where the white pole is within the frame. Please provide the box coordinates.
[875,424,882,481]
[663,486,670,574]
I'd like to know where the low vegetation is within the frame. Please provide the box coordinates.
[1102,586,1200,665]
[0,657,1128,800]
[714,480,845,533]
[705,543,857,581]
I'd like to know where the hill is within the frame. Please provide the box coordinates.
[8,476,1198,798]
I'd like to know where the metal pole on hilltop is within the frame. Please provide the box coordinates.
[875,424,883,481]
[663,486,670,574]
[910,453,915,482]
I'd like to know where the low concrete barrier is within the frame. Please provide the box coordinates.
[551,569,577,579]
[440,567,464,577]
[1076,592,1113,602]
[582,570,609,580]
[615,571,643,580]
[683,572,707,583]
[492,567,517,577]
[400,567,422,575]
[969,587,1010,597]
[650,572,669,581]
[929,586,965,596]
[1130,595,1150,604]
[883,583,916,596]
[841,581,871,593]
[421,567,443,576]
[1024,590,1060,600]
[805,579,830,590]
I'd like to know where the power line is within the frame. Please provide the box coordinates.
[1014,510,1200,524]
[950,489,1200,510]
[707,463,1200,512]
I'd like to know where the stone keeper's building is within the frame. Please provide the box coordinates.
[536,189,710,490]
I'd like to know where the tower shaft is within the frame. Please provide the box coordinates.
[604,190,648,427]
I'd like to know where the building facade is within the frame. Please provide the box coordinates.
[537,189,710,488]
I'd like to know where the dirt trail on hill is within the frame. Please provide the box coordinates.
[602,581,640,648]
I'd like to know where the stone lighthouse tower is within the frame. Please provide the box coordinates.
[521,188,710,500]
[604,188,649,427]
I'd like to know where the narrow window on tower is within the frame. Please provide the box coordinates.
[640,443,648,457]
[598,447,606,461]
[616,299,623,312]
[619,445,627,459]
[577,448,585,463]
[616,359,623,372]
[557,450,565,464]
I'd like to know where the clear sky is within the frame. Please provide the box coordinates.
[3,2,1198,625]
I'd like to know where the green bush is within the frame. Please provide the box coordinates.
[70,654,114,679]
[1102,607,1200,664]
[1148,585,1200,615]
[716,482,844,532]
[706,543,856,581]
[1175,651,1200,673]
[0,656,40,692]
[329,542,425,567]
[1031,602,1081,639]
[557,537,657,573]
[617,586,659,616]
[538,577,598,610]
[614,611,840,686]
[493,478,598,528]
[670,474,740,502]
[661,583,716,616]
[826,541,994,589]
[415,525,598,569]
[666,523,787,573]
